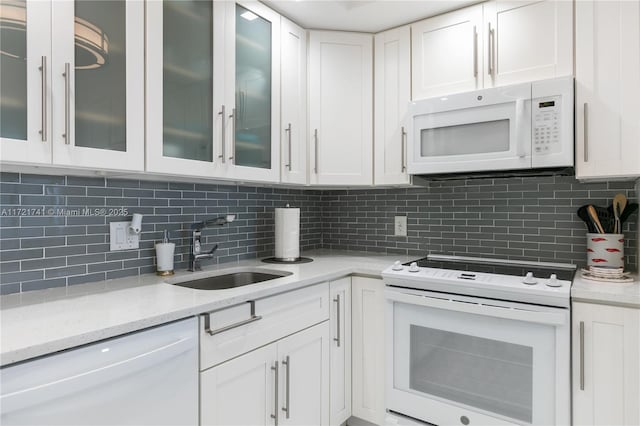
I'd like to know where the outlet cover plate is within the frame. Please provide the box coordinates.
[110,221,139,251]
[394,215,407,236]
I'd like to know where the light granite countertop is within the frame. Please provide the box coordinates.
[571,273,640,309]
[0,250,413,367]
[3,250,639,367]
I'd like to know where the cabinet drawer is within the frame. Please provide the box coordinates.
[200,282,330,370]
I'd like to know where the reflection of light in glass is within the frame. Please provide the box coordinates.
[0,1,109,69]
[75,17,109,70]
[240,10,258,21]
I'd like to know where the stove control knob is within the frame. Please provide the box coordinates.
[523,272,538,285]
[391,261,403,271]
[546,274,561,287]
[408,262,420,273]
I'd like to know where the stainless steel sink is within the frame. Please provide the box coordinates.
[170,269,292,290]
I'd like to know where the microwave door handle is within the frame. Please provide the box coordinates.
[384,289,567,326]
[515,99,528,158]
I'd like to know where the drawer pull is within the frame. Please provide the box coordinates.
[203,300,262,336]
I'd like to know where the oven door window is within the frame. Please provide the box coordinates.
[393,301,557,425]
[421,119,510,156]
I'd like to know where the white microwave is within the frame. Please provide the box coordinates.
[406,77,574,175]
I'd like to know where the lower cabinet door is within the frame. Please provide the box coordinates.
[330,278,352,425]
[201,344,278,426]
[277,322,331,426]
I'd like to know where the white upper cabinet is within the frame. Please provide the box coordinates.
[0,0,143,171]
[147,0,280,182]
[146,0,225,178]
[374,26,411,186]
[51,0,144,171]
[309,31,373,186]
[280,17,307,185]
[224,1,281,183]
[411,5,483,100]
[412,0,573,100]
[0,0,52,164]
[484,0,573,88]
[575,0,640,180]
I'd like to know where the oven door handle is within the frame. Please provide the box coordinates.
[385,290,567,326]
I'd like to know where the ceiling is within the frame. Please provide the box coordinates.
[262,0,480,33]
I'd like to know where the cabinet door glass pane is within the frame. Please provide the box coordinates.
[162,0,213,162]
[235,5,271,169]
[75,0,126,152]
[409,325,533,422]
[0,0,28,140]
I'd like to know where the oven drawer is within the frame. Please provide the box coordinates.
[199,282,330,370]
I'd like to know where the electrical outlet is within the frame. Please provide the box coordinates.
[394,215,407,236]
[110,221,140,251]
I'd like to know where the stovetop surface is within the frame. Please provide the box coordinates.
[406,257,576,281]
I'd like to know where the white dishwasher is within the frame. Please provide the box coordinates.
[0,317,198,426]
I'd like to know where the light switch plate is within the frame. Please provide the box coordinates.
[110,221,139,251]
[394,215,407,236]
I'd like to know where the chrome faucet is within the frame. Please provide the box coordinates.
[188,214,236,271]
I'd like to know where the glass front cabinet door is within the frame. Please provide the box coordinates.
[147,0,280,183]
[0,0,52,164]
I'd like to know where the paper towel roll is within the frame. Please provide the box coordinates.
[275,207,300,260]
[155,242,175,272]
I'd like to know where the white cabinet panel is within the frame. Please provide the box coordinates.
[329,277,351,425]
[0,0,52,164]
[278,322,330,426]
[201,344,276,426]
[411,5,483,100]
[352,276,385,425]
[309,31,373,186]
[374,27,411,186]
[572,302,640,426]
[280,17,307,185]
[575,0,640,180]
[484,0,573,87]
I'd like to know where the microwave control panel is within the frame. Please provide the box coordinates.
[533,95,562,155]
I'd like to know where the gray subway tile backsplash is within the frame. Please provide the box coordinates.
[0,173,637,294]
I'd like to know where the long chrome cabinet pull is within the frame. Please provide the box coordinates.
[284,123,292,171]
[62,62,70,144]
[579,321,585,391]
[218,105,226,163]
[39,56,47,141]
[473,26,478,78]
[271,361,279,425]
[583,103,589,163]
[202,301,262,336]
[282,355,290,418]
[401,126,407,172]
[229,108,235,163]
[333,294,341,347]
[487,23,495,76]
[314,129,319,173]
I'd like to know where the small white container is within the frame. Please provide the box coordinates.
[586,233,624,269]
[155,242,175,275]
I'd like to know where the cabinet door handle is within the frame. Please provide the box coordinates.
[39,56,47,141]
[333,294,341,347]
[284,123,292,171]
[583,103,589,163]
[62,62,71,144]
[271,361,279,425]
[487,23,495,76]
[579,321,585,391]
[281,355,290,419]
[229,108,235,163]
[473,26,478,78]
[202,301,262,336]
[314,129,319,174]
[218,105,226,163]
[401,126,407,172]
